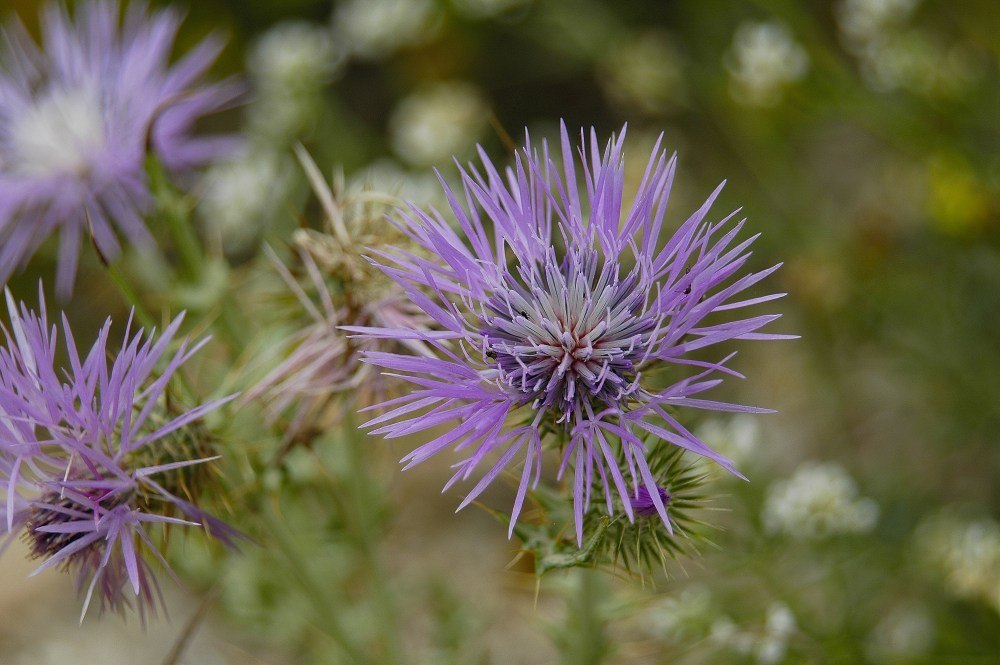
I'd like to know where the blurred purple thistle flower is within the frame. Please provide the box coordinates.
[0,0,239,296]
[0,286,239,621]
[351,123,794,544]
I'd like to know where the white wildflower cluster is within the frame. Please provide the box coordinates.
[598,31,686,116]
[389,81,490,165]
[836,0,920,44]
[202,20,345,249]
[247,21,342,145]
[199,150,293,253]
[645,589,797,663]
[726,21,808,107]
[334,0,440,59]
[865,605,935,663]
[835,0,976,97]
[916,514,1000,614]
[249,22,343,96]
[643,586,714,642]
[857,31,975,97]
[451,0,532,19]
[349,159,447,210]
[696,414,762,473]
[709,602,797,664]
[762,462,878,539]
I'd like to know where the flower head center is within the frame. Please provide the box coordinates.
[481,249,657,418]
[23,485,121,562]
[9,85,105,178]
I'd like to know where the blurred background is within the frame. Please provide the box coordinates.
[1,0,997,663]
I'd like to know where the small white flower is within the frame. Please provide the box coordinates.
[710,602,797,662]
[644,586,714,641]
[697,414,762,472]
[334,0,439,59]
[249,21,343,94]
[199,150,292,252]
[866,605,935,662]
[726,21,808,107]
[247,95,325,146]
[755,634,786,665]
[755,602,796,663]
[598,31,686,115]
[389,81,489,165]
[246,22,343,146]
[451,0,532,19]
[765,602,796,638]
[709,616,755,655]
[857,30,976,97]
[916,514,1000,614]
[836,0,920,46]
[762,462,879,539]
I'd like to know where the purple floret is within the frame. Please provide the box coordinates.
[351,123,794,544]
[630,485,672,518]
[0,1,239,296]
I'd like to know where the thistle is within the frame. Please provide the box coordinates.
[0,0,239,295]
[352,123,793,544]
[0,287,239,620]
[245,147,430,443]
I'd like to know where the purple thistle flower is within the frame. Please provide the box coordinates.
[0,1,239,296]
[0,286,239,621]
[351,124,793,545]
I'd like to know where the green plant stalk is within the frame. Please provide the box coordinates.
[146,156,253,353]
[343,423,403,665]
[146,156,203,283]
[262,507,369,665]
[106,262,158,331]
[563,569,609,665]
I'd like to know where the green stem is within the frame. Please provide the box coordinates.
[163,196,203,283]
[262,508,369,665]
[217,289,251,351]
[147,156,203,282]
[106,262,157,331]
[160,586,219,665]
[563,569,608,665]
[344,424,403,665]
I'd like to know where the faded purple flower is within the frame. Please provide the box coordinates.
[0,287,239,620]
[352,124,793,544]
[245,147,430,442]
[0,1,239,295]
